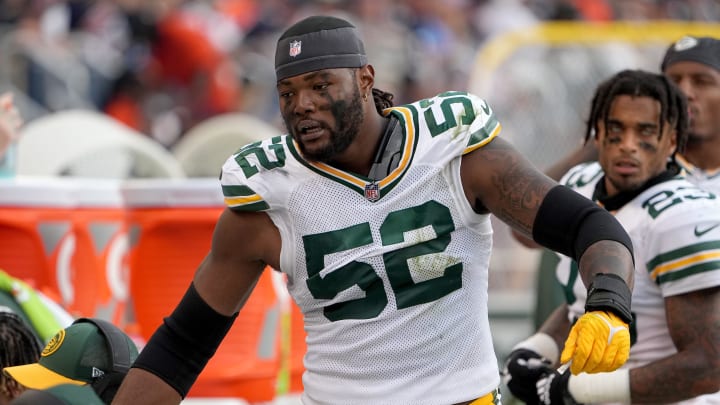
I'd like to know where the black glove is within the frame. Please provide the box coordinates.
[502,348,553,404]
[536,368,579,405]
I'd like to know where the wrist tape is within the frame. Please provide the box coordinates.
[512,332,560,364]
[585,273,633,323]
[568,369,631,404]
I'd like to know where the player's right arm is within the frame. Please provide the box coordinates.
[114,139,284,404]
[460,134,634,375]
[113,208,280,405]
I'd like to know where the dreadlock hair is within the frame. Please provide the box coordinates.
[0,311,42,368]
[584,69,689,158]
[372,88,395,114]
[0,311,42,397]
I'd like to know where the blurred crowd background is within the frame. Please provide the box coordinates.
[2,0,720,378]
[1,0,720,150]
[0,0,720,398]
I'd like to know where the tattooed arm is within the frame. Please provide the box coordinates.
[462,136,635,377]
[630,287,720,402]
[460,136,634,287]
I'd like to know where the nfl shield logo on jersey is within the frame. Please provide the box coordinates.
[289,40,302,57]
[365,182,380,202]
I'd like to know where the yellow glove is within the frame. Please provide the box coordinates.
[560,310,630,375]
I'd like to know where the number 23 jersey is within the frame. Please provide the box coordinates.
[221,92,502,405]
[558,162,720,376]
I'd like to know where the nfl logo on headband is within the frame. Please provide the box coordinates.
[289,40,302,57]
[275,16,368,81]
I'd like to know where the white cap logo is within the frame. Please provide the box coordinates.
[674,36,699,51]
[289,40,302,57]
[92,367,105,378]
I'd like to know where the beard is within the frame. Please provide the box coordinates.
[687,127,709,144]
[606,175,643,195]
[286,88,365,163]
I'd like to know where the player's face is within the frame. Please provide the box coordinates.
[664,61,720,142]
[595,95,677,196]
[277,68,364,162]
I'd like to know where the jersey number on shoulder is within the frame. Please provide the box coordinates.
[303,200,462,321]
[643,186,715,218]
[420,91,476,137]
[234,136,286,178]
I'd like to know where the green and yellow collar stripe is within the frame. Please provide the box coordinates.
[288,107,416,198]
[308,160,367,188]
[676,153,720,178]
[380,106,415,188]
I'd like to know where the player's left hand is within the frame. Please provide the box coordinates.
[536,367,578,405]
[502,348,552,403]
[560,310,630,375]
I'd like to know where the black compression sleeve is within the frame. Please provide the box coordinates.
[533,185,634,323]
[532,185,633,262]
[131,283,237,398]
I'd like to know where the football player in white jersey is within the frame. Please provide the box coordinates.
[113,16,638,405]
[534,35,720,194]
[662,36,720,193]
[503,70,720,404]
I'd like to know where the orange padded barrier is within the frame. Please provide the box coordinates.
[123,179,281,403]
[70,180,128,323]
[289,299,307,394]
[0,179,83,316]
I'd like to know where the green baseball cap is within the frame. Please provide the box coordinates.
[3,321,138,390]
[10,383,104,405]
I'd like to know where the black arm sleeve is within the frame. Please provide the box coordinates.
[131,283,237,398]
[532,185,633,262]
[533,185,634,323]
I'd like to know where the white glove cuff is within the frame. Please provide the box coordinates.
[568,369,631,404]
[511,332,559,364]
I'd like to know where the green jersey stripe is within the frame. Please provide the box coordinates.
[646,240,720,272]
[228,200,270,212]
[223,183,269,211]
[467,115,500,148]
[222,184,256,197]
[655,260,720,285]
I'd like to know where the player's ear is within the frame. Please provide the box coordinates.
[358,64,375,95]
[669,129,677,155]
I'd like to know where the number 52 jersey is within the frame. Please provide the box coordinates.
[221,92,502,405]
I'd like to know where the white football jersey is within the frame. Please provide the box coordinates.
[557,162,720,404]
[676,154,720,195]
[221,92,502,405]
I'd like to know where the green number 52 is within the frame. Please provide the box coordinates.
[303,201,463,321]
